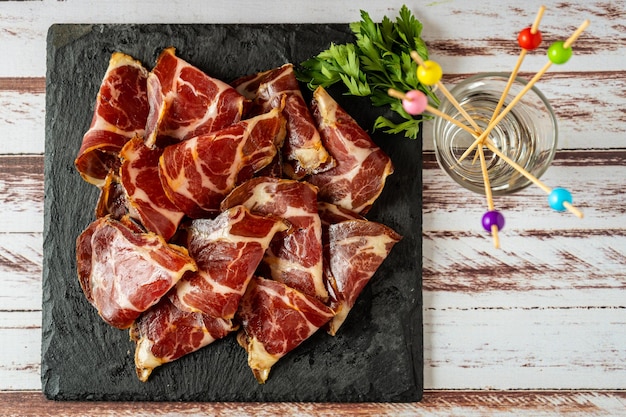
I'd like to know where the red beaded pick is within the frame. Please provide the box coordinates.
[518,27,542,50]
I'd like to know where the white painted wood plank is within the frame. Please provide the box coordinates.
[423,304,626,389]
[0,91,45,154]
[2,300,624,390]
[2,72,623,156]
[0,0,623,77]
[423,155,626,232]
[422,72,626,151]
[0,233,42,311]
[0,312,41,391]
[0,156,43,234]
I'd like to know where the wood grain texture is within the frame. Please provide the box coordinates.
[0,390,625,416]
[1,150,623,391]
[1,71,624,154]
[0,0,624,411]
[0,0,624,77]
[0,156,43,233]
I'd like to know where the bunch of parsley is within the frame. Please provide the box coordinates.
[297,5,438,140]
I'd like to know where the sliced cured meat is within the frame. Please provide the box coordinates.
[120,137,185,240]
[317,201,365,225]
[171,205,288,319]
[324,220,401,336]
[307,86,394,214]
[130,296,236,382]
[158,108,286,218]
[145,47,244,148]
[75,216,196,329]
[232,64,333,179]
[75,53,149,186]
[236,276,334,384]
[221,177,328,301]
[95,171,128,220]
[317,201,365,244]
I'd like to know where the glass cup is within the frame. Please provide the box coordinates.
[432,73,558,195]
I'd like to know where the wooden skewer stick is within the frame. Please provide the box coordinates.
[471,5,547,165]
[409,51,483,134]
[484,140,584,218]
[477,144,500,248]
[490,5,546,124]
[388,88,481,137]
[457,19,590,164]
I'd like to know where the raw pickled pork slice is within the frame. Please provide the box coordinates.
[159,108,286,218]
[130,297,236,382]
[144,47,244,148]
[232,64,333,179]
[120,137,185,240]
[75,216,196,329]
[236,276,334,384]
[324,219,401,336]
[75,52,149,186]
[171,205,288,319]
[220,177,328,301]
[308,86,394,214]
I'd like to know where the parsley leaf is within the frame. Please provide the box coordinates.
[297,5,438,139]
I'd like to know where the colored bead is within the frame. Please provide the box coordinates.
[416,60,443,86]
[482,210,505,233]
[402,90,428,115]
[517,27,542,50]
[548,188,573,211]
[547,41,573,64]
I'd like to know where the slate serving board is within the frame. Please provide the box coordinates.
[42,23,423,402]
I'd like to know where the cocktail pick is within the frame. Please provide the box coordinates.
[476,143,504,248]
[471,5,546,164]
[456,19,591,164]
[409,52,483,134]
[388,88,480,136]
[483,140,584,218]
[491,5,546,124]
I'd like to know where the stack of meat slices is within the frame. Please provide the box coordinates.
[74,48,402,384]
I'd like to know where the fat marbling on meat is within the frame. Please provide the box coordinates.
[119,137,185,240]
[220,176,328,301]
[324,219,402,336]
[232,63,333,179]
[130,296,237,382]
[75,216,196,329]
[75,52,149,186]
[170,205,288,319]
[236,276,334,384]
[158,107,286,218]
[144,47,245,148]
[307,86,394,214]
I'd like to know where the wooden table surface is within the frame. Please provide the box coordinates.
[1,0,625,415]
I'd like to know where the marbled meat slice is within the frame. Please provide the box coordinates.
[144,47,244,148]
[236,276,334,384]
[95,170,128,220]
[307,86,394,214]
[171,205,288,319]
[221,177,328,301]
[130,296,237,382]
[120,137,185,240]
[232,64,333,179]
[324,219,401,336]
[158,107,285,218]
[75,52,149,186]
[75,216,196,329]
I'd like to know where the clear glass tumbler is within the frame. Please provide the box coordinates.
[432,73,558,195]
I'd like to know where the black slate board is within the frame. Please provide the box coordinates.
[42,23,423,402]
